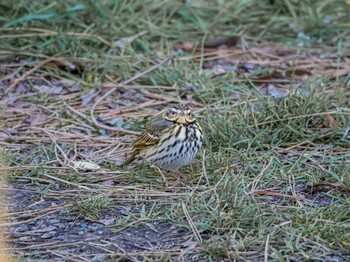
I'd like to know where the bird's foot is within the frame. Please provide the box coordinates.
[172,171,187,181]
[156,167,170,184]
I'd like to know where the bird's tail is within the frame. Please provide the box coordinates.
[122,150,139,166]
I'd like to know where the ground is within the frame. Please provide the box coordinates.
[1,1,350,261]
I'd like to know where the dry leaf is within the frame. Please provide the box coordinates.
[323,113,338,128]
[98,218,115,226]
[71,161,101,170]
[204,36,238,48]
[33,85,63,95]
[113,31,147,48]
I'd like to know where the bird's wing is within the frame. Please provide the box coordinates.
[132,117,172,149]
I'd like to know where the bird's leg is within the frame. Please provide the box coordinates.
[156,167,170,184]
[172,170,186,180]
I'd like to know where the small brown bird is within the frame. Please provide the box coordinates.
[123,104,203,183]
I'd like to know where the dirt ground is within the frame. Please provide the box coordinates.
[7,182,197,261]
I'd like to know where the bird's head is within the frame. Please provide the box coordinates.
[163,104,195,124]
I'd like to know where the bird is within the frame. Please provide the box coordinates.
[123,104,203,183]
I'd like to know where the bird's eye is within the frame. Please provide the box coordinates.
[169,109,177,116]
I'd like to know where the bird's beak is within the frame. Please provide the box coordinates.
[176,115,187,124]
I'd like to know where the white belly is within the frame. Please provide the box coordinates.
[142,124,203,170]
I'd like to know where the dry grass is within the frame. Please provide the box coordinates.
[0,152,14,262]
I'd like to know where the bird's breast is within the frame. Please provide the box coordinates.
[142,123,203,170]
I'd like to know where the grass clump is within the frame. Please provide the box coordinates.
[204,85,347,149]
[72,193,112,220]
